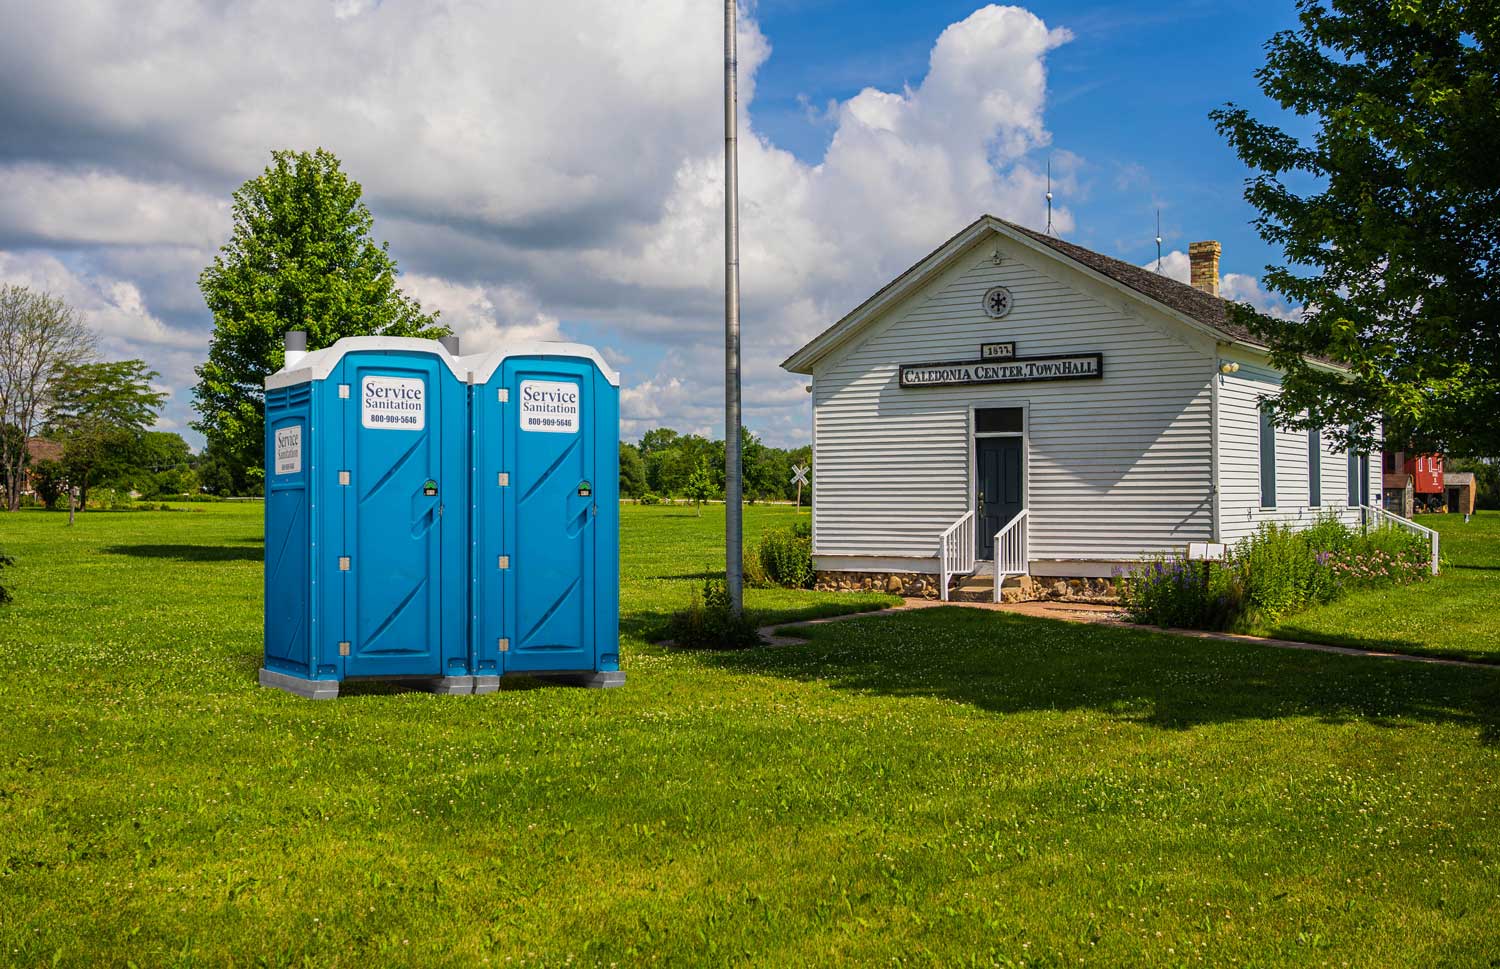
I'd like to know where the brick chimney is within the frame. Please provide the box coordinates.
[1188,241,1221,297]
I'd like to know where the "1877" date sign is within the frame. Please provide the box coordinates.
[900,352,1103,388]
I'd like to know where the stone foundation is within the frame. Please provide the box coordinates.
[814,570,1120,603]
[814,570,945,599]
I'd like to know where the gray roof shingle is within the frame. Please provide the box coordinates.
[997,218,1267,349]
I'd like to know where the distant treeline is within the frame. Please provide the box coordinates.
[621,428,811,503]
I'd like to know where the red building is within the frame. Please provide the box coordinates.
[1406,453,1443,494]
[1383,449,1446,514]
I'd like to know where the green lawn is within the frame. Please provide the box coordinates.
[1261,510,1500,663]
[2,503,1498,966]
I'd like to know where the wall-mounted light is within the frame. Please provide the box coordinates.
[1219,362,1241,374]
[804,384,813,393]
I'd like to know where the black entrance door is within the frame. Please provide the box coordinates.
[976,437,1023,559]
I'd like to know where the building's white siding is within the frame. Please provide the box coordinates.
[812,237,1217,571]
[1216,358,1380,544]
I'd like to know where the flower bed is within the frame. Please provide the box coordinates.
[1119,514,1432,632]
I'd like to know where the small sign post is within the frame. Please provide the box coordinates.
[791,464,809,514]
[1186,542,1227,597]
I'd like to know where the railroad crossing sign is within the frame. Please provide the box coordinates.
[791,464,809,513]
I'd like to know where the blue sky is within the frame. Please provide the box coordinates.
[0,1,1311,450]
[750,0,1303,273]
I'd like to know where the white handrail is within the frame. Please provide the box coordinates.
[1362,504,1439,576]
[939,510,976,602]
[992,510,1030,602]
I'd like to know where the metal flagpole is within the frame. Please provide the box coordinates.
[724,0,744,612]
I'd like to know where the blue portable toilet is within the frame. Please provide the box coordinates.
[466,344,622,690]
[260,334,472,699]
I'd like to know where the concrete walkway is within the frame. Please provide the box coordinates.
[761,598,1499,671]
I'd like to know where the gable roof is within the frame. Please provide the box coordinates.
[781,214,1329,374]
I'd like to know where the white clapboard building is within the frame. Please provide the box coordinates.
[781,215,1381,599]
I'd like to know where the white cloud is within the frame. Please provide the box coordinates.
[0,249,207,434]
[1151,249,1302,322]
[400,273,566,349]
[0,1,1078,447]
[0,166,227,249]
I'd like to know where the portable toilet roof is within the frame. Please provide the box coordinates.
[457,343,621,387]
[265,335,470,390]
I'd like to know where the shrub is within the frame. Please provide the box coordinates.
[665,576,762,650]
[1119,554,1240,630]
[1122,513,1432,632]
[756,524,814,589]
[1233,522,1326,624]
[0,550,13,606]
[638,492,660,506]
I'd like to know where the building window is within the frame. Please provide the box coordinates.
[1361,454,1371,506]
[1347,447,1360,507]
[1384,452,1396,473]
[1308,428,1321,507]
[975,407,1022,434]
[1259,404,1277,508]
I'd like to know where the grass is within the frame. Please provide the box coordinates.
[2,502,1498,966]
[1259,510,1500,663]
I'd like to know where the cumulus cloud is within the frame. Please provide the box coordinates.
[0,1,1078,446]
[1152,249,1303,322]
[0,249,205,426]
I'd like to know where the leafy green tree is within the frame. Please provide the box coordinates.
[619,442,646,498]
[193,148,446,474]
[197,457,234,496]
[46,360,166,509]
[684,459,720,516]
[29,458,66,509]
[638,427,680,458]
[1212,0,1500,455]
[0,284,94,510]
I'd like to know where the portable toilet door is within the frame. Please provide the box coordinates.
[261,336,471,698]
[468,345,622,687]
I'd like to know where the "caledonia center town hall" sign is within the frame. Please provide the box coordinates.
[899,349,1102,388]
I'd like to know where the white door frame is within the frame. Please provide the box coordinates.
[966,401,1029,561]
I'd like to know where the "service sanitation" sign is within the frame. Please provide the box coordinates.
[519,380,581,433]
[361,375,426,430]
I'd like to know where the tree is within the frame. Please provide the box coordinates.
[121,431,194,498]
[1212,0,1500,456]
[46,360,166,509]
[196,450,236,497]
[193,148,446,475]
[619,442,646,498]
[29,458,66,509]
[0,285,95,510]
[684,458,720,516]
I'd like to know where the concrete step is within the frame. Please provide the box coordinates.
[950,574,1028,603]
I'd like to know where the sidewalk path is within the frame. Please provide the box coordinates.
[761,598,1499,671]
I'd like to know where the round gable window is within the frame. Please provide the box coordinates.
[983,286,1013,319]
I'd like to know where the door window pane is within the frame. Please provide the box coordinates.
[975,407,1022,434]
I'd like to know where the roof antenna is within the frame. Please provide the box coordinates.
[1045,158,1055,236]
[1155,208,1163,274]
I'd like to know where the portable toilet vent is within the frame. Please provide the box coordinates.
[260,335,471,699]
[259,334,622,699]
[468,345,622,688]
